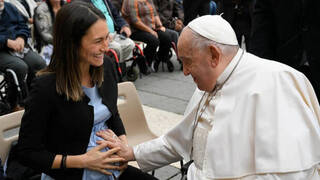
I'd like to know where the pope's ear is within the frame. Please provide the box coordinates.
[209,44,221,67]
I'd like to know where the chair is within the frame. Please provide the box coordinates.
[117,82,183,176]
[107,42,147,82]
[117,82,157,146]
[0,110,24,165]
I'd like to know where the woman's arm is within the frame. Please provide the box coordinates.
[17,76,56,172]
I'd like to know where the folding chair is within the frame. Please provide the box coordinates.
[0,110,24,165]
[117,82,185,177]
[117,82,157,146]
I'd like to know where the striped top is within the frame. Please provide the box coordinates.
[122,0,157,31]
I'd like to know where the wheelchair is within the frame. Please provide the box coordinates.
[107,43,147,82]
[0,69,28,116]
[155,42,182,72]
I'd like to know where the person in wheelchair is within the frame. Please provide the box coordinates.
[122,0,173,72]
[153,0,184,70]
[0,0,46,112]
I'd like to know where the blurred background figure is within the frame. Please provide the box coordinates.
[153,0,184,33]
[110,0,122,11]
[250,0,320,99]
[153,0,184,49]
[0,0,46,112]
[6,0,38,51]
[122,0,172,72]
[216,0,254,49]
[183,0,211,25]
[6,0,38,28]
[33,0,65,64]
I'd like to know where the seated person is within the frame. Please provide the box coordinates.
[0,0,46,111]
[7,0,38,28]
[153,0,184,45]
[122,0,172,72]
[33,0,64,64]
[109,0,122,12]
[78,0,136,65]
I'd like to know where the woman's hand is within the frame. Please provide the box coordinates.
[96,130,135,162]
[81,143,125,175]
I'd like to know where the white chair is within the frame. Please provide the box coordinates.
[0,110,23,165]
[117,82,157,146]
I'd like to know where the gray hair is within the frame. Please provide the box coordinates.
[189,28,238,56]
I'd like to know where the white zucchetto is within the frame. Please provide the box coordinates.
[187,15,238,46]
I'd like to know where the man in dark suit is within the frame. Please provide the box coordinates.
[250,0,320,99]
[183,0,210,25]
[216,0,254,49]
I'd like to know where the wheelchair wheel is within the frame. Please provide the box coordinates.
[167,60,174,72]
[0,101,11,116]
[0,75,11,115]
[168,49,173,60]
[126,66,139,82]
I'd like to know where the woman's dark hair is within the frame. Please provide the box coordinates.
[38,1,106,101]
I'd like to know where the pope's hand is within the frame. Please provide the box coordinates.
[97,129,135,161]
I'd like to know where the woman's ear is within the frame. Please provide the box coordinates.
[209,44,221,67]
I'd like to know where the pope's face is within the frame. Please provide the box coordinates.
[178,29,217,92]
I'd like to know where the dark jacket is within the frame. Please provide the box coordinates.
[250,0,320,68]
[78,0,128,31]
[109,0,122,12]
[16,58,126,179]
[0,158,3,179]
[216,0,253,44]
[216,0,254,22]
[0,2,30,50]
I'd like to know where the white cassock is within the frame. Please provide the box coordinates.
[134,49,320,179]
